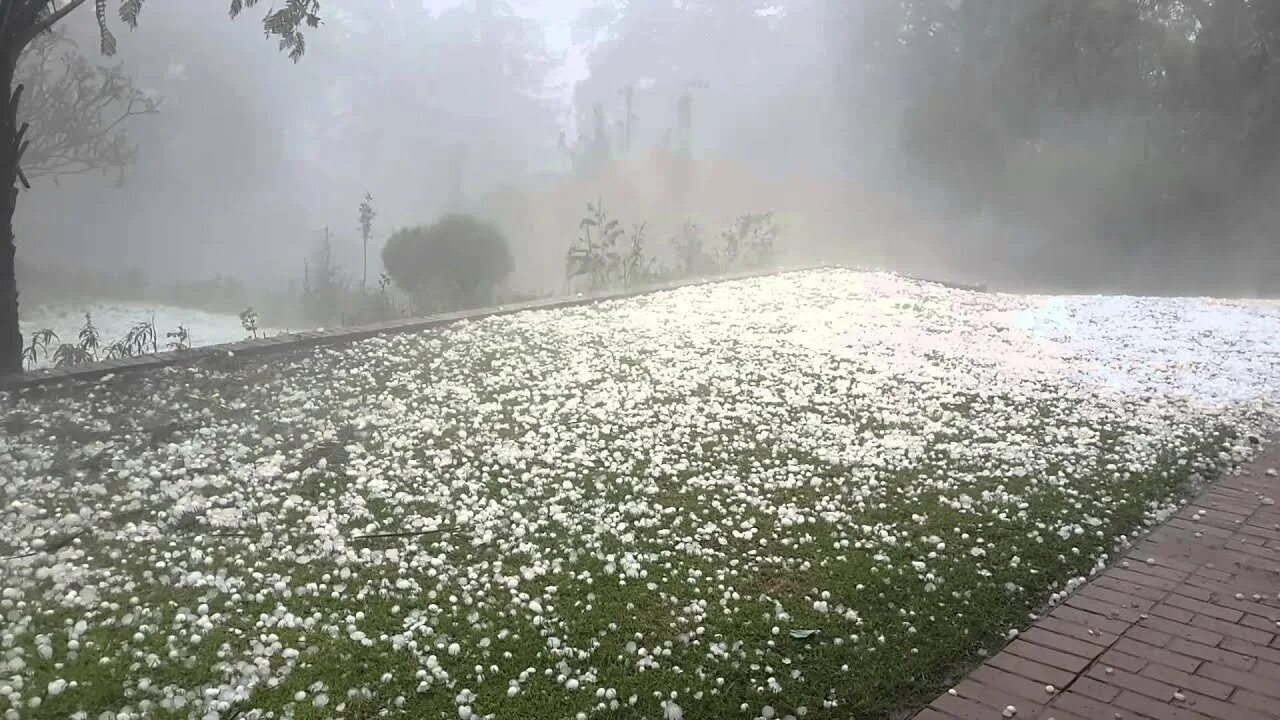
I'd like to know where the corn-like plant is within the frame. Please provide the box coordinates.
[52,343,93,367]
[565,200,624,291]
[619,222,658,288]
[26,314,166,369]
[100,316,159,360]
[166,325,191,352]
[76,313,101,360]
[358,193,376,291]
[124,317,158,354]
[21,329,58,370]
[240,307,260,339]
[104,340,132,360]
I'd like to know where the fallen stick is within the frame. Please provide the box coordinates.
[351,528,446,541]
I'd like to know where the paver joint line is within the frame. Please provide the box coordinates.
[915,446,1280,720]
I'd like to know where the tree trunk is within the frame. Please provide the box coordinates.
[0,53,21,375]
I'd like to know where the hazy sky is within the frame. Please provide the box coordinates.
[475,0,594,125]
[510,0,593,85]
[17,0,856,298]
[19,0,599,278]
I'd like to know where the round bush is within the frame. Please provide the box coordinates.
[382,214,514,311]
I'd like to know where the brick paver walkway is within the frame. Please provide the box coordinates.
[914,447,1280,720]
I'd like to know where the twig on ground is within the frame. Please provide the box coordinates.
[1,527,88,560]
[352,528,446,541]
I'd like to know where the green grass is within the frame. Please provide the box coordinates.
[0,272,1258,720]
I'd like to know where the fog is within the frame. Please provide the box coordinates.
[18,0,573,290]
[14,0,1280,329]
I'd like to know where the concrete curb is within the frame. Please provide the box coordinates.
[1,265,835,391]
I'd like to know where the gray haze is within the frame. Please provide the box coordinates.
[16,0,1280,312]
[19,1,575,288]
[16,1,868,300]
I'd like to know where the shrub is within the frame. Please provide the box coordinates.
[382,214,514,312]
[670,221,715,277]
[719,212,779,270]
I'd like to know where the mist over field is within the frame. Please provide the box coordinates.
[13,0,1279,325]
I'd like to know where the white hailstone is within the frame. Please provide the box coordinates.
[458,705,473,720]
[1002,705,1017,717]
[47,678,67,696]
[294,691,306,701]
[448,643,462,656]
[762,705,776,719]
[313,693,328,707]
[507,685,519,698]
[663,700,683,720]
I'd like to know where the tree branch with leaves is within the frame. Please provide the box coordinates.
[0,0,325,373]
[16,28,158,183]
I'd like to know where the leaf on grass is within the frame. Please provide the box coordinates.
[789,629,820,639]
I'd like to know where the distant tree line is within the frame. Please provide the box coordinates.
[832,0,1280,287]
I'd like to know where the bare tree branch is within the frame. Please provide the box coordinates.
[21,0,91,51]
[15,28,159,183]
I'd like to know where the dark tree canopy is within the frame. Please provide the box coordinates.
[382,214,514,312]
[823,0,1280,290]
[16,0,323,61]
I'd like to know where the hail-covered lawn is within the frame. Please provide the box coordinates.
[1,269,1276,720]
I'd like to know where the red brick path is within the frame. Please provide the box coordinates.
[914,448,1280,720]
